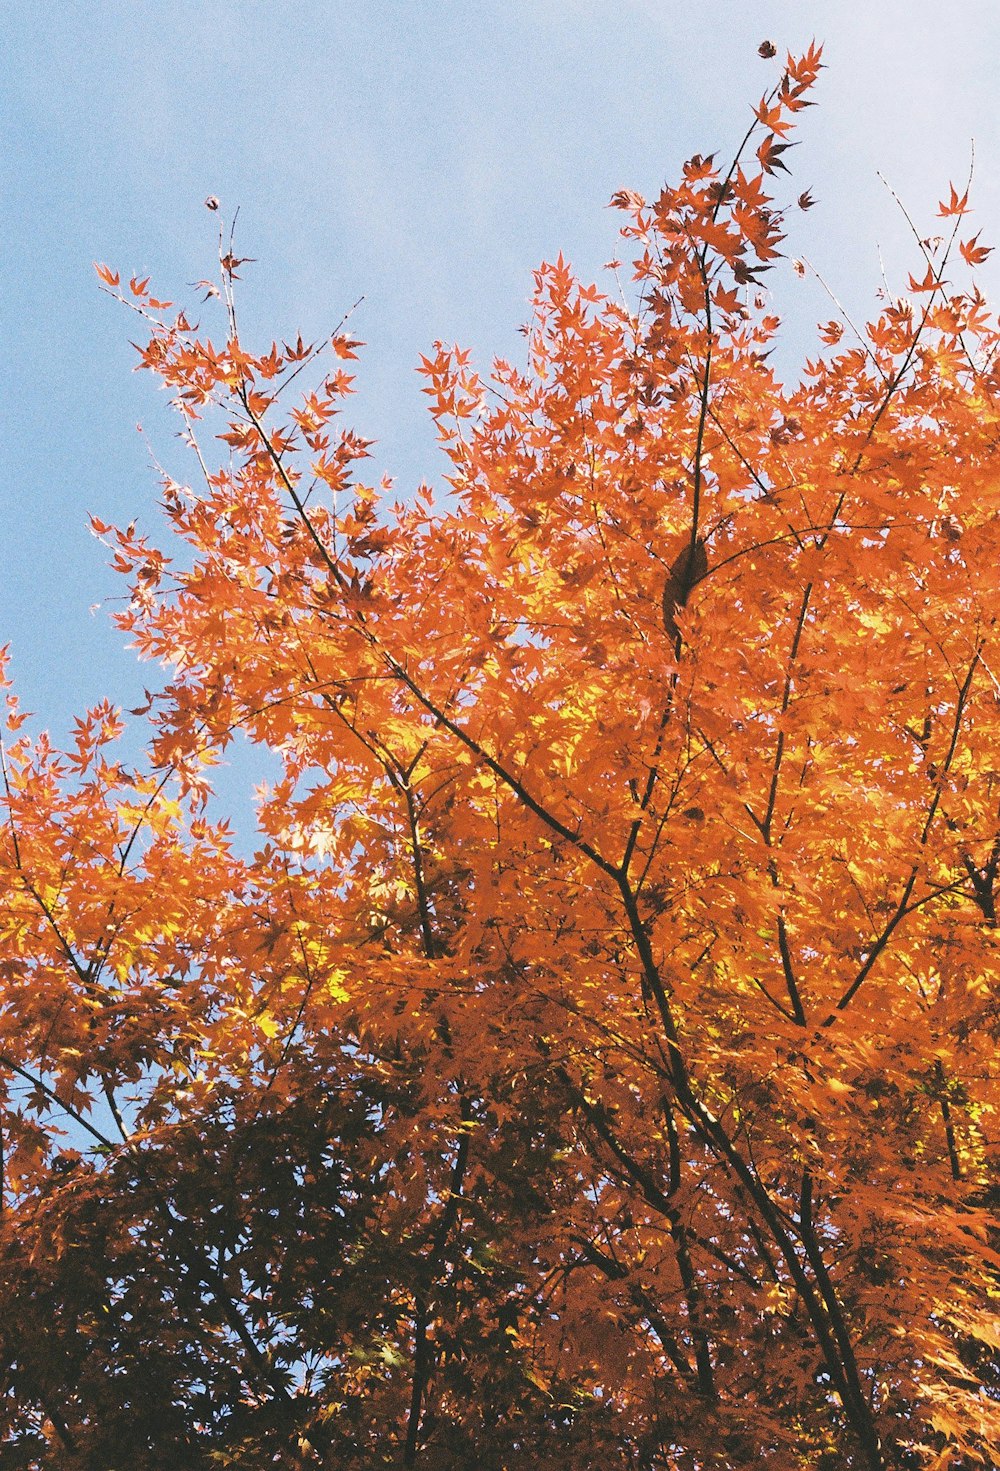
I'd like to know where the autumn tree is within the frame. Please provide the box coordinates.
[3,42,1000,1469]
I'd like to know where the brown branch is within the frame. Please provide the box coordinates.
[569,1234,695,1381]
[833,647,980,1016]
[403,1101,472,1467]
[798,1172,885,1471]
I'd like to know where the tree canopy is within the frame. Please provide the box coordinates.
[3,43,1000,1469]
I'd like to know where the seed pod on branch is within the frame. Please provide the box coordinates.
[662,536,708,640]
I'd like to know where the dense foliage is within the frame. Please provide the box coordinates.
[3,45,1000,1468]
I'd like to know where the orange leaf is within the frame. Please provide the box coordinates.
[938,182,971,217]
[960,232,993,267]
[907,264,941,294]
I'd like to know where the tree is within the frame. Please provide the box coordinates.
[2,41,999,1468]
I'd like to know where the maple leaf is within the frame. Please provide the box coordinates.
[907,263,943,294]
[757,134,796,175]
[609,187,646,212]
[683,152,717,182]
[220,253,256,279]
[754,96,792,137]
[960,231,993,267]
[938,182,971,217]
[332,335,363,360]
[786,39,825,88]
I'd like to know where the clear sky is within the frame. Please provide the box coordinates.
[4,0,999,826]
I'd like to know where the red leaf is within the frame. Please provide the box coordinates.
[907,264,941,295]
[757,136,796,176]
[960,232,993,267]
[938,183,971,218]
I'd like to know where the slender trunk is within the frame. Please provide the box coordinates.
[799,1172,885,1471]
[616,872,885,1469]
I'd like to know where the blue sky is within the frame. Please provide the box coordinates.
[4,0,999,828]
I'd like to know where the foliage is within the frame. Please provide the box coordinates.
[2,43,1000,1468]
